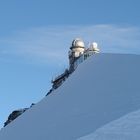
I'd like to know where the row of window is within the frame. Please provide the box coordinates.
[73,51,95,70]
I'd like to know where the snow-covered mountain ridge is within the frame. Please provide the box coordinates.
[0,53,140,140]
[78,109,140,140]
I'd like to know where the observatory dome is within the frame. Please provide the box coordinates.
[90,42,100,52]
[71,38,85,49]
[90,42,98,48]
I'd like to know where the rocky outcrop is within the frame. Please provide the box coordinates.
[4,108,28,127]
[4,103,35,127]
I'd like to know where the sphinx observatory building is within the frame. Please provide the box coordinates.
[47,38,100,94]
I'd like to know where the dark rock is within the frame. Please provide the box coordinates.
[4,108,28,127]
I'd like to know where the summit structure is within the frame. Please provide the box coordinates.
[47,38,100,94]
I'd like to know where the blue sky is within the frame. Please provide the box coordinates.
[0,0,140,129]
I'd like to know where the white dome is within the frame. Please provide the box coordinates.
[89,42,100,52]
[71,38,85,48]
[90,42,98,49]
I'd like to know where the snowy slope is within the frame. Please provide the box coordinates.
[0,53,140,140]
[77,109,140,140]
